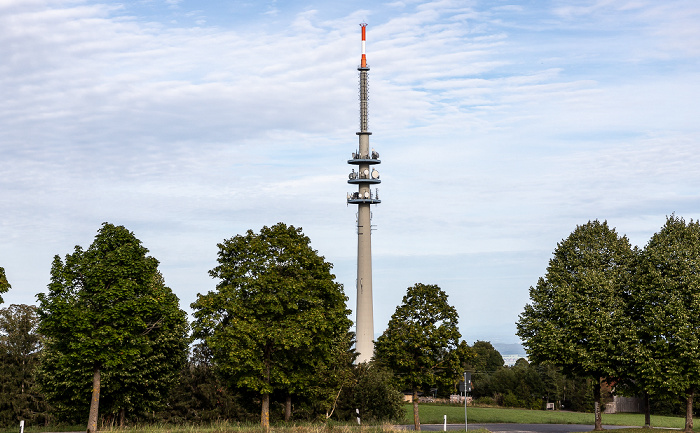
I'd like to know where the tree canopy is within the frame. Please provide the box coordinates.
[191,222,353,430]
[0,304,47,426]
[469,340,504,373]
[36,223,189,431]
[0,267,10,304]
[630,215,700,431]
[374,283,461,431]
[336,362,405,424]
[516,220,635,430]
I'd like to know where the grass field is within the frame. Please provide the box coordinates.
[5,422,404,433]
[405,404,690,429]
[3,406,694,433]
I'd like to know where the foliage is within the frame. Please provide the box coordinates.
[449,340,476,395]
[287,331,357,421]
[191,223,353,428]
[470,359,592,412]
[0,304,49,427]
[468,341,504,373]
[334,362,405,424]
[516,220,635,429]
[629,215,700,430]
[375,283,461,391]
[157,345,256,424]
[374,283,461,430]
[0,268,9,304]
[36,223,189,426]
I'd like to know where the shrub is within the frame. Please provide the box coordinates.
[335,363,404,424]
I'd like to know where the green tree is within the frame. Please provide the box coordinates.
[470,341,504,373]
[335,362,405,424]
[374,283,461,431]
[452,340,475,394]
[36,223,189,431]
[158,344,256,423]
[191,223,353,431]
[516,220,635,430]
[0,304,48,427]
[0,267,10,303]
[294,331,357,421]
[631,215,700,432]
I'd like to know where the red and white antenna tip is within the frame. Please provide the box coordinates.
[360,23,367,68]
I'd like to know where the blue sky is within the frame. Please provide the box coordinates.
[1,0,699,352]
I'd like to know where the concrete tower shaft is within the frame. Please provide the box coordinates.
[347,23,380,363]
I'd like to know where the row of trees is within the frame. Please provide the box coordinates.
[517,216,700,431]
[0,222,410,431]
[470,358,593,412]
[0,302,407,427]
[4,221,550,432]
[5,217,700,431]
[370,285,594,430]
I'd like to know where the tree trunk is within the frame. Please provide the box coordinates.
[261,345,271,433]
[644,392,651,428]
[261,393,270,432]
[593,378,603,431]
[119,408,125,428]
[685,392,693,433]
[87,367,101,433]
[325,385,344,419]
[413,387,421,431]
[284,394,292,422]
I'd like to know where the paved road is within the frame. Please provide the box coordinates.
[400,424,635,432]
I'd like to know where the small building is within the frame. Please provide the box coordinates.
[605,396,644,413]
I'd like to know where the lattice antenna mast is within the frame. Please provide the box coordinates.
[346,23,381,363]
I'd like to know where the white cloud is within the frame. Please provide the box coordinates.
[1,0,699,345]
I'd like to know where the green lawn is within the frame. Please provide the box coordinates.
[405,404,690,429]
[5,423,400,433]
[1,407,692,433]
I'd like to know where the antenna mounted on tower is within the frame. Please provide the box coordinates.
[359,22,368,69]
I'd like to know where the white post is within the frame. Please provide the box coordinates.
[20,420,25,433]
[464,372,468,432]
[444,415,447,431]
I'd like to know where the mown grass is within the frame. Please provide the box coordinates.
[3,406,695,433]
[0,425,85,433]
[97,422,404,433]
[609,430,681,433]
[405,404,690,429]
[3,421,406,433]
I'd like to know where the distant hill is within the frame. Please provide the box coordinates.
[492,342,527,366]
